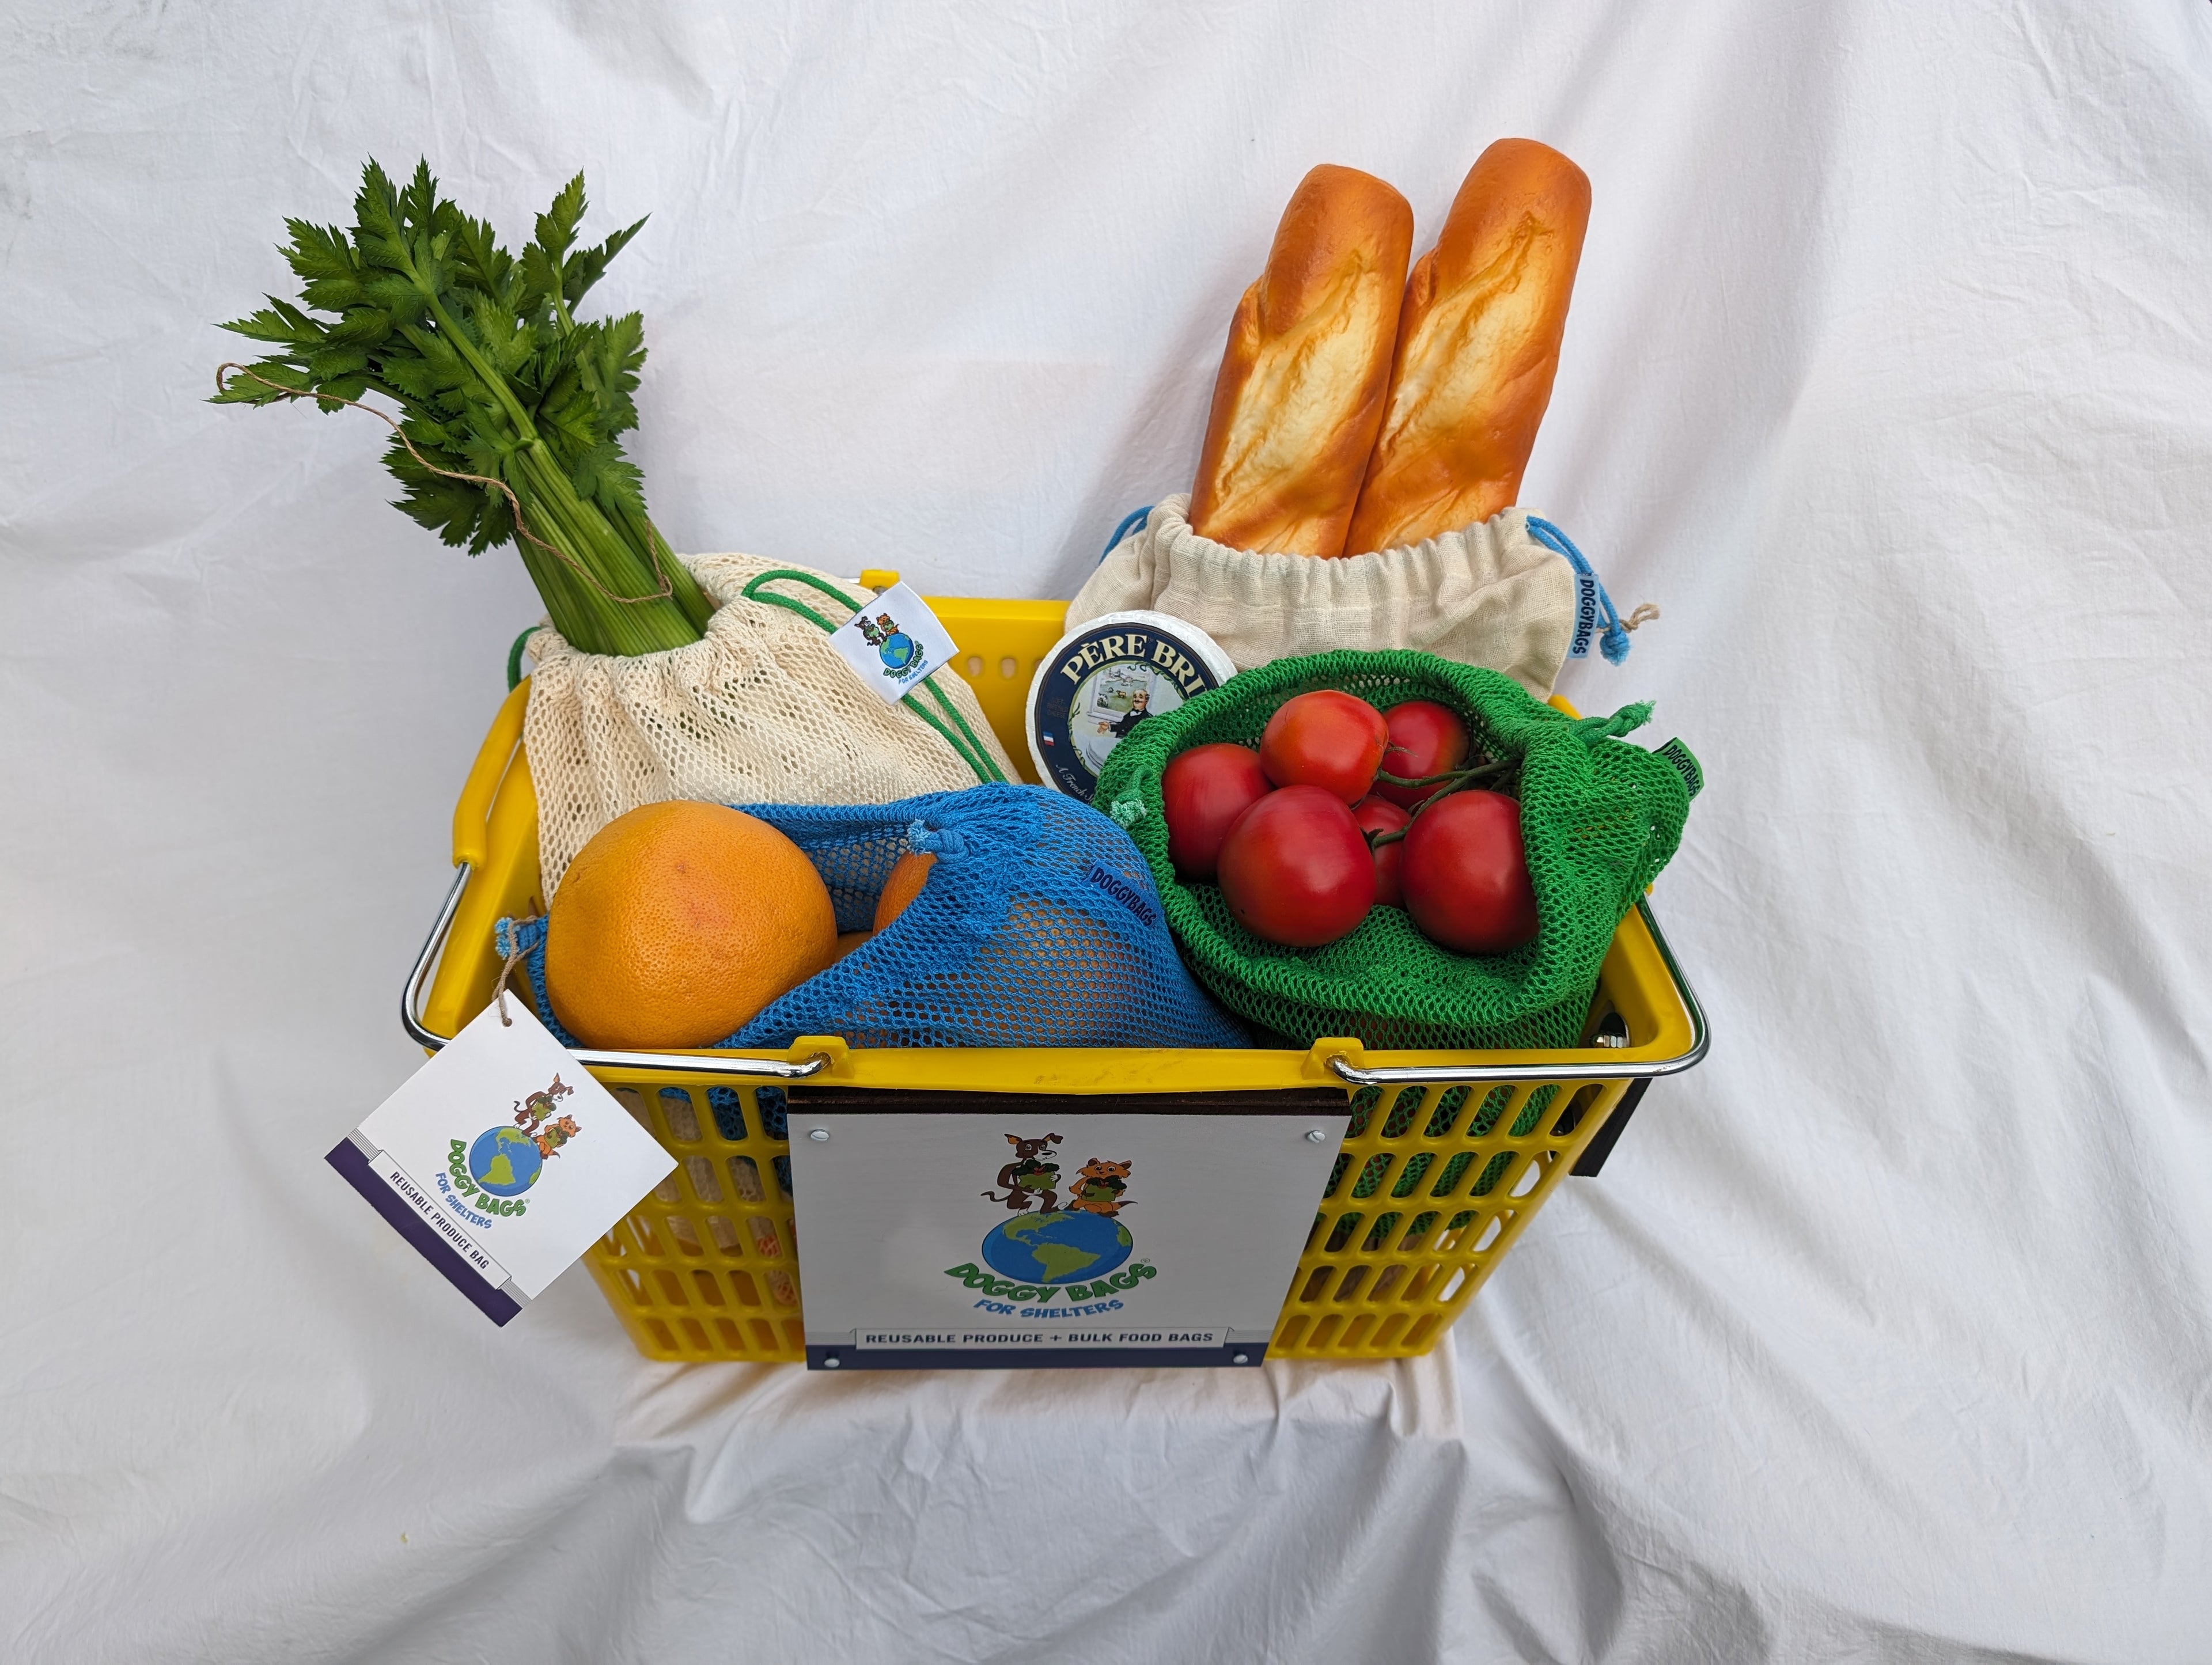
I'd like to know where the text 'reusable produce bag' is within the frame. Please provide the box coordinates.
[1069,496,1584,696]
[523,554,1018,893]
[1094,651,1695,1050]
[501,784,1248,1052]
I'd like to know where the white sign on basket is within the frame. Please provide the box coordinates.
[826,581,963,703]
[789,1103,1349,1369]
[327,998,675,1325]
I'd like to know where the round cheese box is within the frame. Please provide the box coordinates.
[1026,610,1238,801]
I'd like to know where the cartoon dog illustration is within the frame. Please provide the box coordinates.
[532,1114,583,1160]
[513,1074,575,1138]
[982,1133,1062,1212]
[1064,1158,1132,1218]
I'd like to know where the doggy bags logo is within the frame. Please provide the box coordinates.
[854,609,924,681]
[438,1074,584,1222]
[942,1132,1159,1310]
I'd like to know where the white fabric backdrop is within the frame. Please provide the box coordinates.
[5,2,2210,1659]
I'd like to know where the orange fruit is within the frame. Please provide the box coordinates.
[546,801,837,1049]
[873,851,936,932]
[832,930,874,961]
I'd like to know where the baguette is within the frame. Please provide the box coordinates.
[1187,165,1415,557]
[1344,140,1590,555]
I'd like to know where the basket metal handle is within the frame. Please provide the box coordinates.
[400,862,831,1080]
[403,868,1701,1088]
[1321,899,1708,1087]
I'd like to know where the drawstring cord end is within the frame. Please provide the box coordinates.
[1524,515,1657,666]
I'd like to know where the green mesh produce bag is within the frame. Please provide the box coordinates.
[1091,650,1696,1050]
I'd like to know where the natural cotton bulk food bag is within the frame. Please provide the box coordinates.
[1069,496,1592,697]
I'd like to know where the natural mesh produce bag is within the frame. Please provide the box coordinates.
[523,554,1021,896]
[1091,650,1697,1050]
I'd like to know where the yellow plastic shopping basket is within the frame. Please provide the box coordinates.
[404,577,1707,1364]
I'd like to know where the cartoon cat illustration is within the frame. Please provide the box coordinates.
[1065,1158,1132,1218]
[532,1114,583,1160]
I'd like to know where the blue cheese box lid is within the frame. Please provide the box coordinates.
[1026,610,1238,801]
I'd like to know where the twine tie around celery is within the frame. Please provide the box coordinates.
[214,362,674,608]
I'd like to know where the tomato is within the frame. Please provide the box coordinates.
[1351,795,1410,907]
[1258,691,1389,804]
[1374,700,1471,809]
[1400,790,1539,954]
[1161,743,1272,879]
[1216,785,1376,947]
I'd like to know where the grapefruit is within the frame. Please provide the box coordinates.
[545,801,837,1049]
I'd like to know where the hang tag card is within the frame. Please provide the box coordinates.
[327,999,674,1325]
[789,1092,1349,1369]
[828,582,963,704]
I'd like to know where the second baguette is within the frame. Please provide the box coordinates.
[1345,141,1590,555]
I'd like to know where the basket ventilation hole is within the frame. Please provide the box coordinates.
[1380,1088,1425,1139]
[658,1088,701,1143]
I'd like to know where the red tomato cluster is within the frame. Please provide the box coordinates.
[1159,691,1540,954]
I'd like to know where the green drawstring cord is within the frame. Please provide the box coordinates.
[739,569,1007,786]
[1571,700,1654,744]
[504,577,1006,787]
[506,625,539,691]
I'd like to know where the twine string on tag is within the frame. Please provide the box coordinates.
[214,362,673,606]
[493,919,535,1027]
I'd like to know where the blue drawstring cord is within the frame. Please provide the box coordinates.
[1098,505,1154,564]
[1525,515,1635,665]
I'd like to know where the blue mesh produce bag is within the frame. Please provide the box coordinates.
[497,783,1247,1050]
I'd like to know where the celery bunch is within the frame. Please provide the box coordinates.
[216,159,712,655]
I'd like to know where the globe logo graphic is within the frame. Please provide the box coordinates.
[876,631,919,672]
[467,1125,544,1196]
[981,1210,1132,1285]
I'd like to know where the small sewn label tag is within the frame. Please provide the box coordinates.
[828,582,961,704]
[1654,737,1704,800]
[326,998,674,1325]
[1568,562,1600,658]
